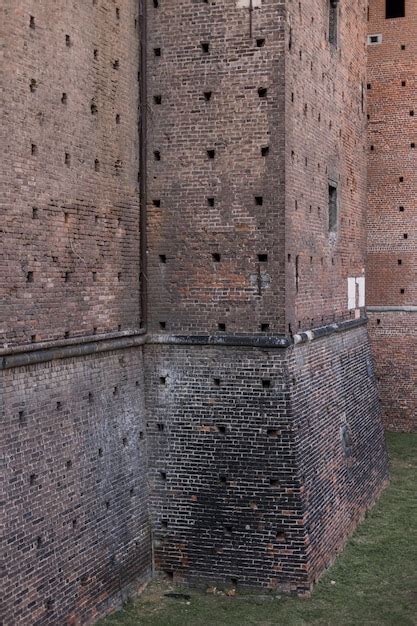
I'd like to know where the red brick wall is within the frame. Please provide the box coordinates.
[286,0,368,331]
[3,349,151,625]
[368,312,417,431]
[1,0,141,345]
[367,0,417,430]
[146,0,287,335]
[2,3,152,624]
[145,0,388,595]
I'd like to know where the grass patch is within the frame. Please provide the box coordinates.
[100,433,417,626]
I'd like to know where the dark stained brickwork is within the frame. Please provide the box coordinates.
[1,2,150,624]
[146,0,287,335]
[145,344,306,592]
[3,348,151,625]
[289,327,388,581]
[146,326,388,591]
[367,0,417,431]
[1,0,392,623]
[144,0,387,594]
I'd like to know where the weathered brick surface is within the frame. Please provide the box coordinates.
[368,312,417,431]
[147,0,287,335]
[367,0,417,430]
[146,327,388,591]
[144,0,387,593]
[145,344,306,592]
[2,349,151,625]
[285,0,368,331]
[2,4,150,623]
[289,327,388,580]
[1,0,141,345]
[2,0,392,622]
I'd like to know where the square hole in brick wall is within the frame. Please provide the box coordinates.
[258,254,268,262]
[212,253,221,262]
[218,323,226,331]
[386,0,405,19]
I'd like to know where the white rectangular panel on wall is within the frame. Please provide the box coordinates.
[348,277,356,310]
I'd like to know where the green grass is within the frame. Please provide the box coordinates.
[100,433,417,626]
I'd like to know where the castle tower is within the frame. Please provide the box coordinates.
[367,0,417,431]
[146,0,388,592]
[2,1,390,623]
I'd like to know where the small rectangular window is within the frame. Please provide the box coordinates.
[386,0,405,18]
[328,183,338,232]
[367,34,382,45]
[329,1,338,46]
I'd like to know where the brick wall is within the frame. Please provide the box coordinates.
[368,312,417,431]
[2,2,151,624]
[3,348,151,625]
[146,327,388,591]
[2,0,392,621]
[1,0,141,345]
[147,0,287,335]
[285,0,368,331]
[144,0,387,595]
[367,0,417,430]
[289,326,388,581]
[146,343,307,591]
